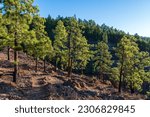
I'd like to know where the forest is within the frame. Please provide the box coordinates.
[0,0,150,100]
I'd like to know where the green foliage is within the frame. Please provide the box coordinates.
[147,91,150,99]
[45,15,150,78]
[110,67,119,82]
[2,0,38,50]
[1,0,39,82]
[53,20,68,69]
[73,36,91,71]
[66,17,91,75]
[53,17,91,75]
[116,36,150,93]
[45,15,57,43]
[0,13,7,48]
[93,32,112,79]
[27,15,53,60]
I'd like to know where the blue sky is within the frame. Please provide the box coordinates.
[34,0,150,37]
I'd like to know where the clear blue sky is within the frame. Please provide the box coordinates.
[34,0,150,37]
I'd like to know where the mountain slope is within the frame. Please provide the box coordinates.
[0,48,147,100]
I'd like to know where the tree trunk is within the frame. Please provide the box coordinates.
[130,88,135,94]
[81,68,83,75]
[122,75,126,90]
[67,34,72,77]
[118,49,125,93]
[55,58,57,72]
[99,71,104,82]
[7,46,10,61]
[43,58,46,72]
[35,57,38,72]
[101,73,104,82]
[68,58,72,77]
[13,39,18,82]
[119,65,123,93]
[130,84,135,94]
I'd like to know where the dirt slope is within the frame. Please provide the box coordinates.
[0,48,147,100]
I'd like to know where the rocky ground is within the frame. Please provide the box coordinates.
[0,48,147,100]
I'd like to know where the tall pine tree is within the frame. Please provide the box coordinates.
[27,15,53,72]
[66,17,90,77]
[116,36,138,93]
[93,32,112,81]
[0,13,7,47]
[2,0,38,82]
[53,20,68,70]
[74,36,91,75]
[116,36,150,93]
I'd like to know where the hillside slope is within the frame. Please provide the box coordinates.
[0,48,147,100]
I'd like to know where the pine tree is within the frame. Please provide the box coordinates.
[74,36,91,75]
[0,1,7,49]
[0,3,14,60]
[53,18,90,76]
[27,15,53,72]
[66,17,90,77]
[116,36,150,93]
[2,20,15,61]
[53,20,68,70]
[93,32,112,81]
[126,51,150,93]
[0,1,9,58]
[2,0,38,82]
[116,36,138,93]
[0,13,7,47]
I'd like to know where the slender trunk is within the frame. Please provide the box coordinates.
[119,66,123,93]
[35,57,38,72]
[60,57,63,70]
[68,60,70,77]
[81,68,84,78]
[61,64,64,70]
[122,75,126,90]
[55,58,57,71]
[102,73,105,82]
[7,46,10,61]
[81,68,83,75]
[100,71,104,82]
[43,58,46,72]
[99,69,103,81]
[13,39,18,82]
[118,48,125,93]
[130,83,135,94]
[68,58,72,77]
[119,58,124,93]
[67,34,71,77]
[70,59,72,76]
[99,72,101,80]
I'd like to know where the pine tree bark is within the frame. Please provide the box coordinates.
[81,68,83,75]
[7,46,10,61]
[99,69,104,82]
[13,39,18,82]
[43,58,46,72]
[68,58,72,77]
[55,56,58,72]
[122,74,126,90]
[35,57,38,72]
[68,57,73,77]
[67,35,72,77]
[119,65,123,93]
[118,48,125,93]
[130,83,135,94]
